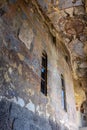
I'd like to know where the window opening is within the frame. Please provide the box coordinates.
[41,51,47,96]
[61,74,67,111]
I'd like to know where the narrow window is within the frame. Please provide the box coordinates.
[41,51,47,96]
[61,74,67,111]
[52,36,56,46]
[65,55,68,63]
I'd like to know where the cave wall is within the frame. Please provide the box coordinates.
[0,0,77,130]
[74,80,86,127]
[36,0,87,127]
[37,0,87,85]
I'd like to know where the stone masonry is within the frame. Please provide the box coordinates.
[0,0,86,130]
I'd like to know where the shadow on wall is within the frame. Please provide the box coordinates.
[0,99,69,130]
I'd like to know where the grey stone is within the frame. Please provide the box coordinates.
[0,99,69,130]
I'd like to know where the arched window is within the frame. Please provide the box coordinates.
[61,74,67,111]
[41,51,47,96]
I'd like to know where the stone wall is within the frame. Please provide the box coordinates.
[0,0,77,130]
[74,80,86,127]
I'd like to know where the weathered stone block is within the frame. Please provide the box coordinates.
[0,99,69,130]
[19,21,34,50]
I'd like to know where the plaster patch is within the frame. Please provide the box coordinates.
[36,105,44,116]
[25,100,35,113]
[19,21,34,50]
[12,97,25,107]
[17,53,25,61]
[4,72,11,82]
[8,67,13,74]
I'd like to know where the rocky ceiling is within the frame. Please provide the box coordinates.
[0,0,87,91]
[34,0,87,91]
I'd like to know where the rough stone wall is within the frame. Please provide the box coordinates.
[0,99,62,130]
[38,0,87,81]
[36,0,87,127]
[0,0,77,130]
[74,80,86,127]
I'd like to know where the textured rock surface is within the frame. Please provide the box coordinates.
[36,0,87,119]
[0,99,68,130]
[19,21,34,50]
[1,0,87,129]
[37,0,87,80]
